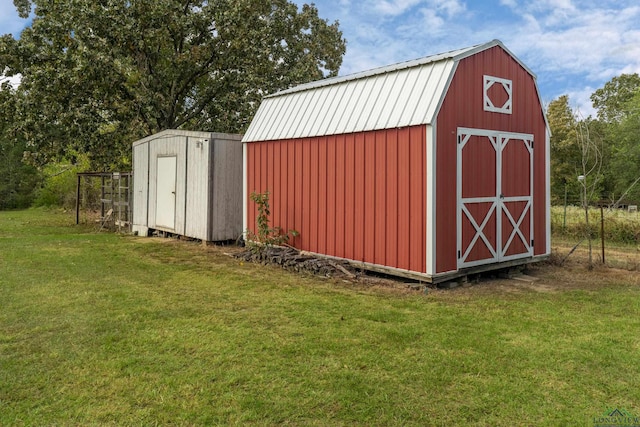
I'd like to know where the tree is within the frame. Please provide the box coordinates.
[548,95,609,204]
[591,73,640,123]
[575,115,604,269]
[0,82,41,209]
[548,95,604,269]
[590,73,640,203]
[606,90,640,203]
[547,95,581,203]
[1,0,345,169]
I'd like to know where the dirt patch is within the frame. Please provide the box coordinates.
[128,236,169,244]
[439,261,640,296]
[232,241,640,294]
[130,234,640,295]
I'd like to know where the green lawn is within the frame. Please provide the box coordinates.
[1,209,639,426]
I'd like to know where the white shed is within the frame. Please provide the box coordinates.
[132,129,243,241]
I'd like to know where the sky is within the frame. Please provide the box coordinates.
[2,0,640,116]
[294,0,640,117]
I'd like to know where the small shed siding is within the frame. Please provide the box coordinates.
[132,142,149,233]
[385,129,398,267]
[409,127,427,273]
[210,135,243,240]
[343,134,356,260]
[185,136,210,240]
[363,132,375,262]
[245,125,426,272]
[309,137,320,253]
[397,127,411,270]
[434,45,548,273]
[334,135,346,258]
[374,130,387,265]
[352,133,365,261]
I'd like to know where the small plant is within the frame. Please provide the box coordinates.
[246,191,298,249]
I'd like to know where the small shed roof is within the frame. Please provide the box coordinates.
[133,129,242,147]
[243,40,534,143]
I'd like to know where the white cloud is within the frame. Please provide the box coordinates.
[306,0,640,98]
[370,0,464,19]
[0,72,21,89]
[512,5,640,85]
[372,0,423,16]
[433,0,465,17]
[418,8,445,32]
[535,0,575,12]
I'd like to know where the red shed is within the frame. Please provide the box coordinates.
[242,40,550,283]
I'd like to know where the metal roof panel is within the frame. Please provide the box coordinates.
[242,40,525,142]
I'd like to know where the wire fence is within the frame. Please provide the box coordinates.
[551,204,640,269]
[75,172,132,232]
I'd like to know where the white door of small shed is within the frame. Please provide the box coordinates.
[155,156,177,229]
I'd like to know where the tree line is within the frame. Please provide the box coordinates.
[0,0,345,209]
[1,0,638,209]
[549,73,640,206]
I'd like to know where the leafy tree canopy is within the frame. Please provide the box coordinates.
[1,0,345,169]
[604,89,640,202]
[589,73,640,203]
[0,83,41,209]
[590,73,640,123]
[548,73,640,205]
[547,95,581,202]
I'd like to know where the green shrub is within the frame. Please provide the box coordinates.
[0,140,42,210]
[246,190,298,248]
[33,160,87,209]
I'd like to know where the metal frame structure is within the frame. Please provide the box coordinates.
[75,172,133,232]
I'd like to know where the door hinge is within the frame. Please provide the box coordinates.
[531,141,534,149]
[531,239,534,247]
[457,135,461,144]
[457,250,461,259]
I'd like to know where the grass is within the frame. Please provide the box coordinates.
[1,208,640,425]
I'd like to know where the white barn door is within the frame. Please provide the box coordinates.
[155,156,177,230]
[457,128,534,269]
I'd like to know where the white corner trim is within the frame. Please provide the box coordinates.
[242,143,248,240]
[545,128,551,255]
[425,124,436,275]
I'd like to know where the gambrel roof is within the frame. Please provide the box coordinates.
[242,39,537,143]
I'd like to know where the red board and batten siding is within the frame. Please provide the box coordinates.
[246,126,427,273]
[435,45,548,273]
